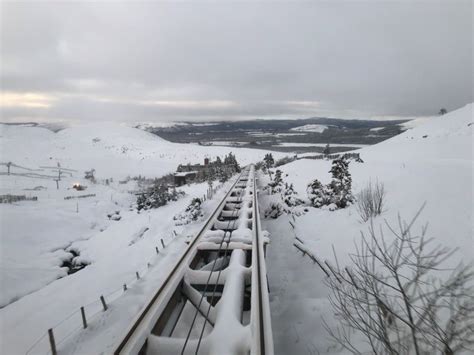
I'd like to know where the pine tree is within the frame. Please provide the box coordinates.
[307,179,332,207]
[328,157,354,208]
[263,153,275,169]
[282,183,303,207]
[267,169,283,193]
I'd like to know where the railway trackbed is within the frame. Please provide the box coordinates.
[114,165,273,355]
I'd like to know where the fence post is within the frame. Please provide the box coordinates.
[155,246,159,254]
[161,239,165,248]
[80,307,87,329]
[48,328,57,355]
[147,263,151,268]
[100,295,108,311]
[136,271,140,280]
[123,283,127,291]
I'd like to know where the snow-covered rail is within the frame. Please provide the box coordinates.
[114,165,273,355]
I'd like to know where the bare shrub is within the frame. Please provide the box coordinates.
[356,180,386,222]
[324,206,474,355]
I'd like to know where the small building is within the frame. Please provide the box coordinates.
[72,183,87,191]
[174,171,198,186]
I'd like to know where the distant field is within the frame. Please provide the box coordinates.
[140,117,409,153]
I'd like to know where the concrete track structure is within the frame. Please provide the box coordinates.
[114,166,273,355]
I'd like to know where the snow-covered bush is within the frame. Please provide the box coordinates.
[174,197,203,225]
[324,208,474,354]
[307,179,332,208]
[264,201,285,219]
[328,157,354,208]
[356,180,386,221]
[263,153,274,169]
[136,184,183,211]
[264,173,304,219]
[107,210,121,221]
[267,169,283,194]
[281,182,304,207]
[307,157,354,210]
[274,155,296,167]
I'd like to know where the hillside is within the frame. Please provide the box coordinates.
[260,104,473,354]
[0,106,471,355]
[0,124,284,354]
[0,123,282,179]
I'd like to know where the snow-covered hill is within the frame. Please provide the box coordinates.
[0,105,471,355]
[261,104,473,354]
[0,123,286,354]
[0,122,281,179]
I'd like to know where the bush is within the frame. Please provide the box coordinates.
[307,157,354,209]
[328,157,353,208]
[356,180,386,221]
[263,153,275,169]
[307,179,332,208]
[324,207,474,354]
[264,202,285,219]
[267,169,283,194]
[137,184,183,211]
[274,155,296,167]
[281,183,304,207]
[174,197,203,225]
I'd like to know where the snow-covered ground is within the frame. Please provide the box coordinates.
[0,123,284,354]
[0,103,472,354]
[0,123,283,180]
[369,126,385,132]
[261,103,473,354]
[290,124,328,133]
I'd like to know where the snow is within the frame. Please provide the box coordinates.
[290,124,328,133]
[0,103,472,354]
[398,116,432,130]
[0,123,284,180]
[260,103,473,354]
[369,126,384,131]
[0,122,285,354]
[274,142,368,148]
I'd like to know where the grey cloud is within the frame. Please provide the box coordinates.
[1,0,472,123]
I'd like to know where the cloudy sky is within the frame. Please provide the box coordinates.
[1,0,472,123]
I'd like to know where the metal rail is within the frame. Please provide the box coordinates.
[114,165,273,355]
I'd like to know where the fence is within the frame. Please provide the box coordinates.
[25,232,178,355]
[24,181,227,355]
[63,194,96,200]
[299,152,361,161]
[0,194,38,203]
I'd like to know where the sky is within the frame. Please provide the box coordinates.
[1,0,472,124]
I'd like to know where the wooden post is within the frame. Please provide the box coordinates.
[48,328,57,355]
[136,271,140,280]
[80,307,87,329]
[155,246,159,254]
[123,283,127,291]
[147,263,151,268]
[100,295,108,311]
[161,239,165,248]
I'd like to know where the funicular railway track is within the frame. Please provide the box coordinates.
[114,165,273,355]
